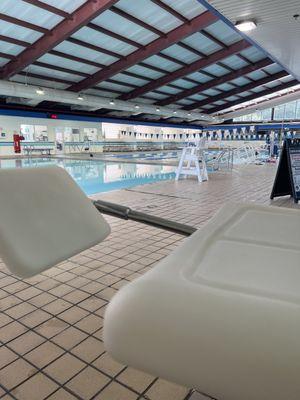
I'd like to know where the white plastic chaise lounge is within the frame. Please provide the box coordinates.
[104,203,300,400]
[0,166,110,278]
[1,167,300,400]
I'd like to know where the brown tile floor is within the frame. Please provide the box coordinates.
[0,163,299,400]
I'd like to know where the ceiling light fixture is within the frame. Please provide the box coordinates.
[109,99,115,105]
[77,94,84,100]
[235,20,257,32]
[36,87,45,95]
[173,110,177,114]
[156,107,160,112]
[135,104,140,109]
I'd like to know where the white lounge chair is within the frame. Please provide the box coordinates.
[0,166,110,278]
[104,203,300,400]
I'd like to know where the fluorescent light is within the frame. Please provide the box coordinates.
[235,20,257,32]
[36,87,45,95]
[77,94,84,100]
[109,99,115,105]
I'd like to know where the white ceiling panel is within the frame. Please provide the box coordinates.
[97,81,132,93]
[143,55,180,72]
[92,10,158,46]
[39,0,87,14]
[126,65,165,80]
[0,0,62,29]
[207,0,300,80]
[163,0,207,19]
[0,20,42,43]
[73,27,136,56]
[38,54,100,75]
[182,32,221,55]
[54,41,118,66]
[112,73,149,86]
[115,0,181,32]
[205,20,241,45]
[0,41,24,56]
[161,44,200,64]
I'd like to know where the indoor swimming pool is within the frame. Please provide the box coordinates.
[107,151,180,161]
[0,158,176,195]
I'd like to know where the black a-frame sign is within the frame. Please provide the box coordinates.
[271,138,300,203]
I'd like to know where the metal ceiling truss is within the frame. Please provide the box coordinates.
[1,0,119,79]
[156,58,273,106]
[0,0,296,122]
[67,11,219,92]
[119,39,251,101]
[184,70,289,111]
[209,80,299,114]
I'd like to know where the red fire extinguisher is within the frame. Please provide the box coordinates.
[13,134,24,154]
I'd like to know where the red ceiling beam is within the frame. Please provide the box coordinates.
[119,39,251,101]
[0,13,48,33]
[33,61,90,77]
[150,0,188,23]
[0,52,16,60]
[1,0,118,79]
[67,11,218,92]
[110,6,163,36]
[66,37,122,59]
[156,57,273,106]
[208,79,299,114]
[184,70,289,110]
[0,34,30,47]
[87,23,144,48]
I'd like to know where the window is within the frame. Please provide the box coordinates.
[273,104,285,120]
[20,125,35,141]
[285,101,297,120]
[20,125,48,141]
[261,108,272,121]
[296,101,300,119]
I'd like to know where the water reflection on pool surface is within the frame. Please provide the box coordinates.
[0,158,176,195]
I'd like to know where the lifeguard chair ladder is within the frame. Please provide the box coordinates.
[175,138,208,183]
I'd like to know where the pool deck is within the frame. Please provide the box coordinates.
[0,163,299,400]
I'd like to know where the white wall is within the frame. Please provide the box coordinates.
[0,116,203,156]
[0,115,103,156]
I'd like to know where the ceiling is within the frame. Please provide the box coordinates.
[207,0,300,81]
[0,0,299,126]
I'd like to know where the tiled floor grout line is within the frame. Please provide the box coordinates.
[2,332,149,400]
[0,233,180,330]
[2,165,296,400]
[135,377,160,400]
[0,238,182,398]
[1,319,143,400]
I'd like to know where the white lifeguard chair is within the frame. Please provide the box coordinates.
[175,138,208,183]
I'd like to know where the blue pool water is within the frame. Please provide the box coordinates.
[0,158,176,195]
